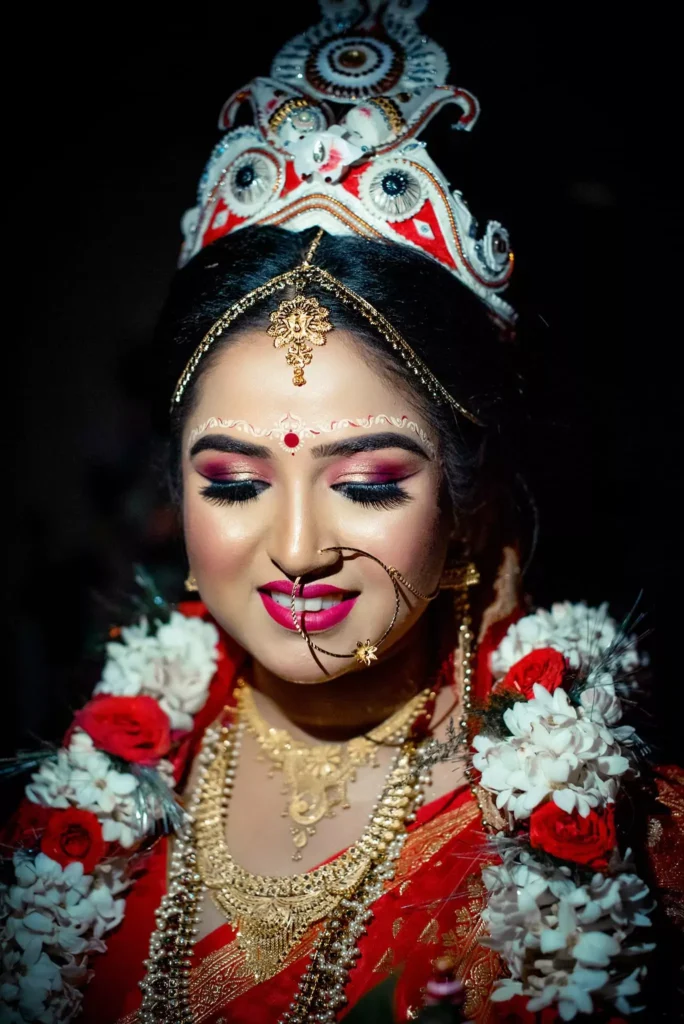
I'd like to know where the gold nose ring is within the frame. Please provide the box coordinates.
[289,546,437,666]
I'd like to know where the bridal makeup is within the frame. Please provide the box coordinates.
[181,328,450,683]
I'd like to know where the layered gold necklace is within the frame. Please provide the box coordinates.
[237,681,432,859]
[192,684,433,981]
[138,597,478,1023]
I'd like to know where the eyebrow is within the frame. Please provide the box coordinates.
[310,432,431,460]
[189,434,272,459]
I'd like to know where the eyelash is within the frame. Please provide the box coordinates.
[331,481,412,510]
[200,479,412,511]
[200,480,268,506]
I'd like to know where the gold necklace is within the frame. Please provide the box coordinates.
[193,702,428,982]
[138,589,477,1023]
[238,681,432,859]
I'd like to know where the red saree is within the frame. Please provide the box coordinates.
[75,613,522,1024]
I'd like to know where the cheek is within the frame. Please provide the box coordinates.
[380,498,448,578]
[334,477,449,581]
[183,491,258,578]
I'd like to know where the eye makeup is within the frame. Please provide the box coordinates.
[192,442,426,511]
[193,453,273,506]
[326,456,420,511]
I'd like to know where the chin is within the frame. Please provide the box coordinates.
[246,628,368,684]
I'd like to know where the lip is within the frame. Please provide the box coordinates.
[261,580,353,598]
[258,581,358,633]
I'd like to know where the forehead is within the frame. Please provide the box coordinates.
[189,328,424,426]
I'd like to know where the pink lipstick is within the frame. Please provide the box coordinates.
[258,580,358,633]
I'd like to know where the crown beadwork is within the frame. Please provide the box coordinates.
[180,0,515,323]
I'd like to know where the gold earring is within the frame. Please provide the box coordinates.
[439,561,480,591]
[184,574,199,593]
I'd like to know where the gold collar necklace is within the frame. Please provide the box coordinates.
[237,681,434,860]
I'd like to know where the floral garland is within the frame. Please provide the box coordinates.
[473,602,655,1020]
[0,610,219,1023]
[0,599,656,1023]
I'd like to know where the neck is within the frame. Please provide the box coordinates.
[251,611,441,742]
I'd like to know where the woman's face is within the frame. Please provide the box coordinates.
[181,328,451,683]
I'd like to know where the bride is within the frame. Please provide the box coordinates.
[2,3,680,1023]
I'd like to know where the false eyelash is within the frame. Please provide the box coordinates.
[332,481,412,510]
[200,480,270,506]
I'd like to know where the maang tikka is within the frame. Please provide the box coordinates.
[267,230,333,386]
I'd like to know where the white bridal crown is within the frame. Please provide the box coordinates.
[180,0,515,324]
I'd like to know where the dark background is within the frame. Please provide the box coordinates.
[5,9,668,758]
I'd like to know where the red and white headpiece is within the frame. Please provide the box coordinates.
[180,0,515,324]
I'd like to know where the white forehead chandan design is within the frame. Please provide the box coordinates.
[187,413,436,457]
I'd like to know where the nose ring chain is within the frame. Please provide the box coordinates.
[290,546,437,666]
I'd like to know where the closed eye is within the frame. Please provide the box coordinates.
[200,480,270,506]
[331,481,412,510]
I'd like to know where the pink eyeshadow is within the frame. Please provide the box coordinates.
[194,456,267,480]
[326,458,417,484]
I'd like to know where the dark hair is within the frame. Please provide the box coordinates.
[156,226,526,592]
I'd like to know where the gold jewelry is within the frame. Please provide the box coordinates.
[267,294,333,387]
[193,707,426,982]
[291,546,438,666]
[184,573,199,592]
[387,565,440,601]
[137,604,477,1023]
[266,235,333,387]
[170,232,483,425]
[439,560,480,591]
[238,680,433,860]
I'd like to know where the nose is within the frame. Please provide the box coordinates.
[266,483,339,582]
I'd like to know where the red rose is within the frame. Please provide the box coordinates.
[41,807,106,874]
[1,801,53,852]
[76,694,171,765]
[530,802,616,869]
[500,647,567,698]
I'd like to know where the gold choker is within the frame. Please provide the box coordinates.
[237,681,433,859]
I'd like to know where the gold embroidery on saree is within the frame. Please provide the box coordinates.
[434,873,500,1022]
[393,801,480,885]
[373,947,395,973]
[189,924,322,1022]
[418,919,439,944]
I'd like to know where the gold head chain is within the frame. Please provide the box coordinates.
[170,229,483,424]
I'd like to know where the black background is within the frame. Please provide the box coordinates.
[5,8,669,758]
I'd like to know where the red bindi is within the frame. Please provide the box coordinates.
[283,432,300,450]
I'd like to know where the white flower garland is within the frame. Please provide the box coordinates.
[475,602,655,1020]
[0,611,219,1024]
